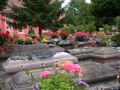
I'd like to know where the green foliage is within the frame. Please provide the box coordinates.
[77,22,96,33]
[90,0,120,17]
[64,0,95,26]
[15,39,24,45]
[115,16,120,32]
[0,0,8,11]
[103,24,112,32]
[97,31,108,46]
[28,26,35,34]
[111,33,120,42]
[39,72,84,90]
[28,26,37,39]
[63,24,76,33]
[77,25,85,32]
[85,22,96,33]
[7,0,65,36]
[14,35,24,45]
[24,39,33,45]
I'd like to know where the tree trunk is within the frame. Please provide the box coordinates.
[38,27,42,38]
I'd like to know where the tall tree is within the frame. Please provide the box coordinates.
[90,0,120,17]
[7,0,64,37]
[89,0,120,26]
[0,0,8,11]
[64,0,94,26]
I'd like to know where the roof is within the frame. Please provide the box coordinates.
[1,0,22,13]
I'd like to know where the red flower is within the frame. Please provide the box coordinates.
[6,31,10,35]
[3,33,9,38]
[0,50,3,54]
[91,43,96,47]
[2,46,8,51]
[10,37,14,42]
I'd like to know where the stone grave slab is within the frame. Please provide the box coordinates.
[67,47,94,55]
[2,62,117,90]
[58,40,75,50]
[67,47,94,60]
[3,52,78,73]
[80,62,117,83]
[13,44,49,53]
[91,47,120,63]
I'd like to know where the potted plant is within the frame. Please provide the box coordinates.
[74,32,89,42]
[58,29,69,40]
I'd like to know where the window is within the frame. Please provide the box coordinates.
[18,27,23,32]
[6,17,12,31]
[18,27,24,34]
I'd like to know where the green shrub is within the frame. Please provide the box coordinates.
[97,31,108,46]
[63,24,76,33]
[29,34,37,39]
[77,22,96,33]
[15,39,24,45]
[14,35,24,45]
[103,24,112,32]
[85,22,96,33]
[39,72,85,90]
[111,33,120,42]
[24,39,33,45]
[115,16,120,32]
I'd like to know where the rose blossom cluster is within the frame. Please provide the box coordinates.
[40,70,51,78]
[40,63,82,78]
[63,63,82,73]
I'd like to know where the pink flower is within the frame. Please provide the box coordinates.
[92,33,97,38]
[71,64,82,73]
[40,70,51,78]
[63,63,82,73]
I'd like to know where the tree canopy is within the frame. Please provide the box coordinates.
[90,0,120,18]
[7,0,65,37]
[0,0,8,11]
[64,0,94,26]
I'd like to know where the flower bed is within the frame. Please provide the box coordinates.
[0,31,14,62]
[28,61,89,90]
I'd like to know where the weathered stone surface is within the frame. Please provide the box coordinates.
[76,54,91,60]
[88,80,119,90]
[79,62,117,82]
[2,62,117,90]
[104,60,120,71]
[13,44,49,53]
[58,40,75,50]
[91,47,120,58]
[91,47,120,63]
[94,47,119,54]
[67,48,94,55]
[67,47,94,60]
[3,52,78,73]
